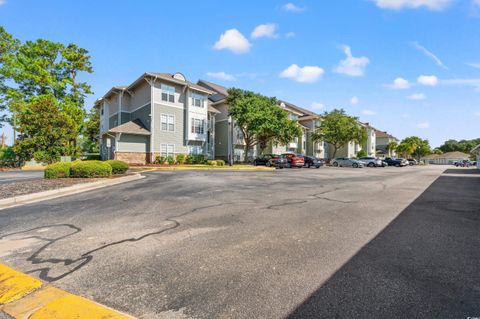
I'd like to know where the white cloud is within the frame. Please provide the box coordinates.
[285,32,296,38]
[310,102,325,110]
[0,0,5,5]
[281,3,305,12]
[474,0,480,6]
[467,63,480,69]
[206,72,236,81]
[334,45,370,77]
[417,75,438,86]
[413,42,448,70]
[408,93,426,100]
[350,96,359,105]
[416,122,430,128]
[474,111,480,117]
[362,109,377,115]
[280,64,325,83]
[251,23,279,39]
[372,0,452,10]
[213,29,251,54]
[388,77,410,89]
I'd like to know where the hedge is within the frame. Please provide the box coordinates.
[70,160,112,178]
[206,160,217,166]
[44,162,72,179]
[215,159,225,166]
[105,160,129,174]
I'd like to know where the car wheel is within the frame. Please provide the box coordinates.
[395,163,400,167]
[315,165,320,169]
[368,162,374,167]
[353,163,359,168]
[333,162,338,167]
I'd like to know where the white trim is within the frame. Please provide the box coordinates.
[129,102,150,113]
[153,101,185,110]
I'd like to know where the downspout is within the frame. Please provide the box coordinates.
[118,90,123,127]
[149,76,158,163]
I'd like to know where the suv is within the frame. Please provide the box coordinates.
[384,157,408,167]
[283,153,305,168]
[359,156,383,167]
[331,157,364,168]
[267,154,288,168]
[304,156,323,168]
[407,158,418,166]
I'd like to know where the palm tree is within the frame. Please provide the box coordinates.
[386,141,398,157]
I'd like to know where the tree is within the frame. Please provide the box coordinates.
[438,138,480,154]
[0,27,93,159]
[14,95,77,164]
[82,106,100,153]
[227,88,300,162]
[311,109,367,159]
[397,136,431,160]
[0,27,20,125]
[386,141,398,157]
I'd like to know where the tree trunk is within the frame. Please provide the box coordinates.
[244,142,250,164]
[331,145,338,160]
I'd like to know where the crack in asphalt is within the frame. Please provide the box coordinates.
[0,202,245,282]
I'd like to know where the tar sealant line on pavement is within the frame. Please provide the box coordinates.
[0,263,135,318]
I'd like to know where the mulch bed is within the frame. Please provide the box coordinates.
[0,174,131,199]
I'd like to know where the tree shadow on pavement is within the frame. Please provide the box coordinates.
[287,172,480,319]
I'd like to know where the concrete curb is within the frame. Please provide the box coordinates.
[0,263,135,318]
[0,174,145,210]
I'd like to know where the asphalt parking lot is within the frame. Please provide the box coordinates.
[0,165,479,318]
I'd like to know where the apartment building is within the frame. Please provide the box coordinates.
[197,80,327,162]
[96,72,217,164]
[375,130,399,157]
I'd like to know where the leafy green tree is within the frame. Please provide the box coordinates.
[14,95,77,164]
[227,88,300,162]
[432,148,443,155]
[356,149,368,158]
[0,27,93,159]
[82,106,100,153]
[397,136,431,159]
[438,138,480,154]
[311,109,367,159]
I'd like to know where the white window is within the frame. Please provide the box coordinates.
[191,92,205,108]
[160,144,175,157]
[161,84,175,103]
[191,118,205,134]
[160,114,175,132]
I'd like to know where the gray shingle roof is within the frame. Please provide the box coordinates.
[147,73,213,94]
[109,119,150,135]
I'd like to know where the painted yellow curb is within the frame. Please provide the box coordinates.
[0,264,134,318]
[131,166,275,172]
[0,263,42,305]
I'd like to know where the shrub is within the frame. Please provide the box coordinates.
[106,160,129,174]
[206,160,217,166]
[356,150,368,158]
[166,156,175,165]
[44,162,72,179]
[215,159,225,166]
[190,154,206,164]
[176,154,186,165]
[70,160,112,178]
[185,155,193,164]
[155,156,166,164]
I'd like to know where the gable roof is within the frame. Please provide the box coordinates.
[279,100,317,117]
[146,72,213,94]
[109,119,150,135]
[375,130,398,140]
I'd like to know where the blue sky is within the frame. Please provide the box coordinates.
[1,0,479,147]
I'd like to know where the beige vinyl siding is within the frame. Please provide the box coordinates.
[117,134,149,153]
[152,103,188,154]
[127,81,151,112]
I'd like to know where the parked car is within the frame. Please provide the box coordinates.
[331,157,364,168]
[384,157,408,167]
[253,154,274,166]
[454,160,473,167]
[358,156,383,167]
[304,156,323,168]
[283,153,305,168]
[267,154,288,169]
[407,158,418,166]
